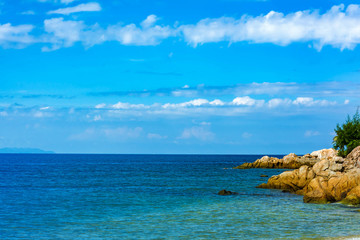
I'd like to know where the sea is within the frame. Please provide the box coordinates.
[1,154,360,240]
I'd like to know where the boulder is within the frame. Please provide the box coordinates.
[344,146,360,169]
[303,177,332,204]
[342,185,360,205]
[310,148,337,160]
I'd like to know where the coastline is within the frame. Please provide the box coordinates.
[235,147,360,205]
[234,147,360,240]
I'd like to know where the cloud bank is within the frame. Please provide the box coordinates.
[0,95,344,120]
[89,81,360,99]
[2,4,360,50]
[181,4,360,50]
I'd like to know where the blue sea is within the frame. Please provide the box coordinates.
[1,154,360,239]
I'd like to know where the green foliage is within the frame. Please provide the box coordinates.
[333,109,360,157]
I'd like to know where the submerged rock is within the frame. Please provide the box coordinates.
[218,189,238,196]
[257,147,360,205]
[260,174,268,177]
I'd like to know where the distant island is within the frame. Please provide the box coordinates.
[0,148,55,154]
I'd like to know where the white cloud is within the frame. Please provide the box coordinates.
[42,17,105,51]
[0,23,34,48]
[21,10,36,15]
[304,130,320,137]
[106,15,174,46]
[231,96,264,106]
[162,98,209,108]
[344,99,350,104]
[38,0,77,4]
[293,97,314,106]
[43,17,85,50]
[112,102,148,109]
[47,2,101,15]
[141,15,159,28]
[210,99,225,106]
[180,4,360,50]
[232,96,255,106]
[187,99,209,106]
[179,126,215,141]
[292,97,335,106]
[95,103,106,109]
[268,98,292,108]
[147,133,167,140]
[0,111,8,117]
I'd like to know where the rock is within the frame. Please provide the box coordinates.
[234,153,319,170]
[257,147,360,205]
[342,185,360,205]
[302,153,314,158]
[260,174,268,177]
[334,156,345,163]
[257,165,315,193]
[310,148,337,160]
[345,146,360,169]
[303,177,334,204]
[218,189,238,196]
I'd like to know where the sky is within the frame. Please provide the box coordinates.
[1,0,360,154]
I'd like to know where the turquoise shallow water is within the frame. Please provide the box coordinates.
[1,154,360,239]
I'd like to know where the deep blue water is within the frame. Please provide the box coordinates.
[1,154,360,239]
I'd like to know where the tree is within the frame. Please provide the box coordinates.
[333,109,360,157]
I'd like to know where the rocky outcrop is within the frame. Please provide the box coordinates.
[218,189,239,196]
[234,152,323,169]
[257,146,360,205]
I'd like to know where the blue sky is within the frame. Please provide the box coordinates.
[1,0,360,154]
